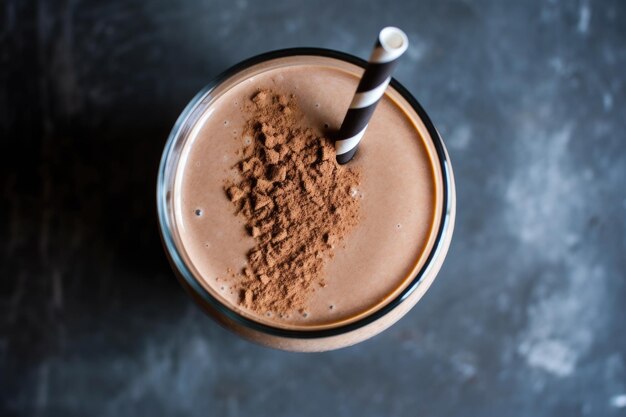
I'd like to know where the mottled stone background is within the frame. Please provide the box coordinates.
[1,0,625,416]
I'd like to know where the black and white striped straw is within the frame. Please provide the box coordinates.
[335,27,409,164]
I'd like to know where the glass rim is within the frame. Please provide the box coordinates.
[157,47,453,339]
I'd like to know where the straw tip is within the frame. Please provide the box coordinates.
[379,27,409,54]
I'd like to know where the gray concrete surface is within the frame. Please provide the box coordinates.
[1,0,625,416]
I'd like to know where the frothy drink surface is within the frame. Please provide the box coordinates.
[174,61,442,329]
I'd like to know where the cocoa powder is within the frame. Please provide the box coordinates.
[225,90,361,316]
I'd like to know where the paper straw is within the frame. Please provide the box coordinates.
[335,27,409,164]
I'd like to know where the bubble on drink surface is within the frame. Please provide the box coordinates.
[223,120,229,126]
[243,135,253,145]
[266,312,272,317]
[349,187,359,198]
[396,223,402,229]
[302,312,309,318]
[194,209,203,217]
[329,304,335,310]
[314,103,320,108]
[324,123,329,129]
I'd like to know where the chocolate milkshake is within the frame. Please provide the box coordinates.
[158,52,455,351]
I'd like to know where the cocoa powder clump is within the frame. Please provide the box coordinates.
[225,90,361,315]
